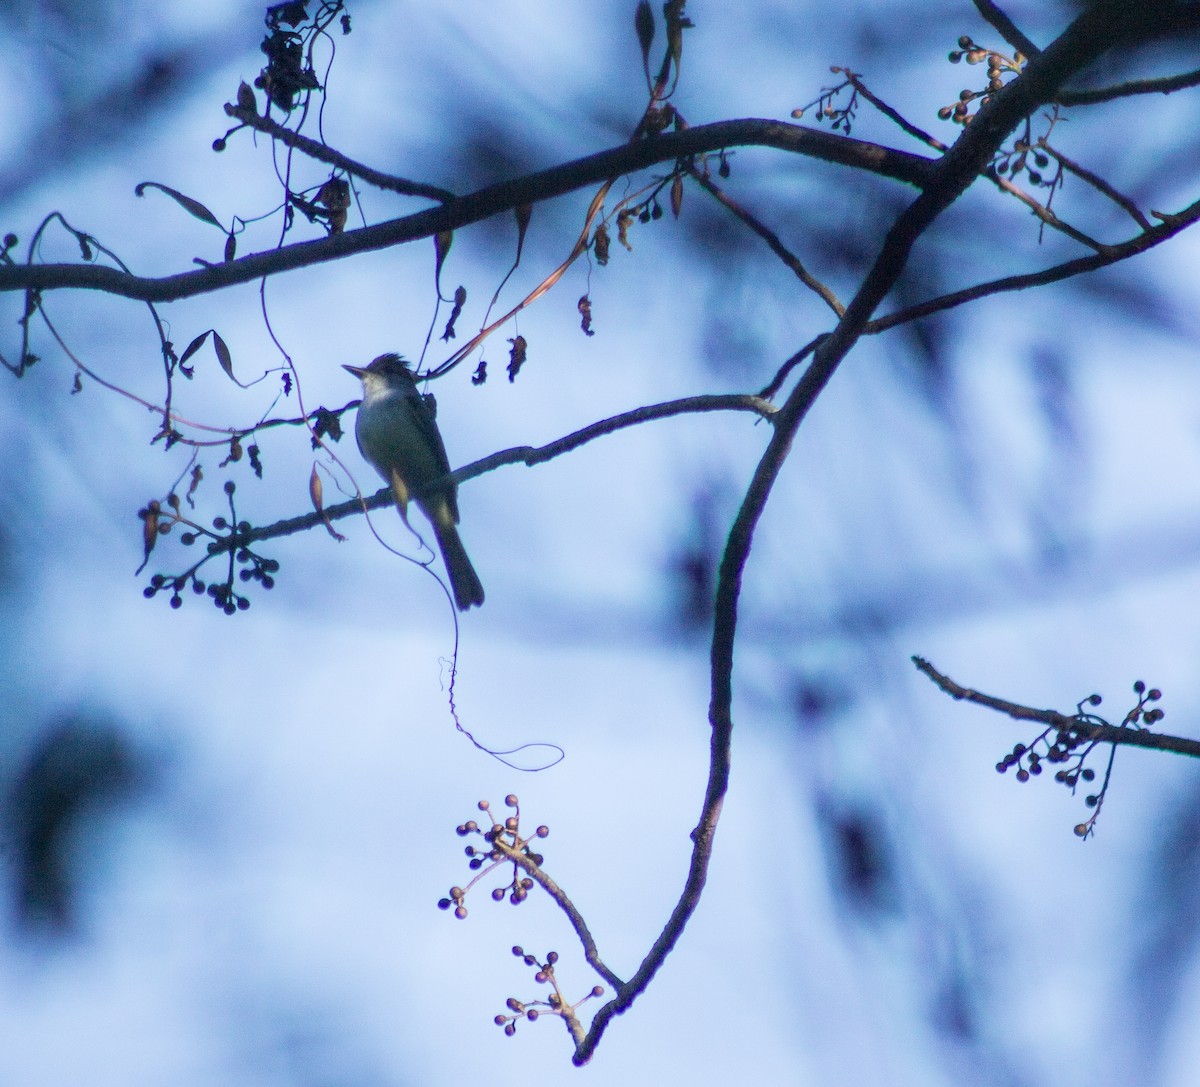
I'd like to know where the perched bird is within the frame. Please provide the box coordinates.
[344,353,485,610]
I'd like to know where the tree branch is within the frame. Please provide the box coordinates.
[572,0,1197,1064]
[688,168,845,316]
[224,101,456,202]
[1058,66,1200,105]
[972,0,1041,59]
[213,393,777,553]
[0,120,935,305]
[913,656,1200,759]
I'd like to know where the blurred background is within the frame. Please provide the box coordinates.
[1,1,1199,1084]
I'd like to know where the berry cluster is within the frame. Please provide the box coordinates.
[141,480,280,615]
[996,681,1164,839]
[939,36,1025,124]
[791,66,862,135]
[494,947,605,1038]
[437,796,549,920]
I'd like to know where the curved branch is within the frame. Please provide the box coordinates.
[0,120,935,303]
[572,1,1190,1064]
[491,839,626,992]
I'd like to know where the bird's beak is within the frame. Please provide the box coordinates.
[343,364,367,379]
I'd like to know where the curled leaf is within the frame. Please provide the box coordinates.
[185,465,203,508]
[220,436,243,468]
[442,284,466,341]
[137,500,161,574]
[594,223,610,265]
[507,335,528,382]
[670,173,684,219]
[578,294,595,337]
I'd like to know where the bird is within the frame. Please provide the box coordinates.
[343,353,485,610]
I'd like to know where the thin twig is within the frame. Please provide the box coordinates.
[987,170,1106,251]
[846,72,949,151]
[1039,142,1151,230]
[1058,67,1200,106]
[688,169,845,316]
[972,0,1041,59]
[492,840,626,991]
[863,195,1200,333]
[224,101,456,202]
[913,657,1200,759]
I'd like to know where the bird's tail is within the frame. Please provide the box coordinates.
[434,520,485,610]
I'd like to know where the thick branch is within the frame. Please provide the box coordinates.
[0,121,934,304]
[572,1,1199,1065]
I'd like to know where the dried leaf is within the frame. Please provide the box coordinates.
[310,464,346,541]
[515,203,532,264]
[236,81,258,114]
[213,331,235,381]
[635,1,655,71]
[134,182,223,229]
[178,331,210,369]
[434,230,453,294]
[670,174,684,219]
